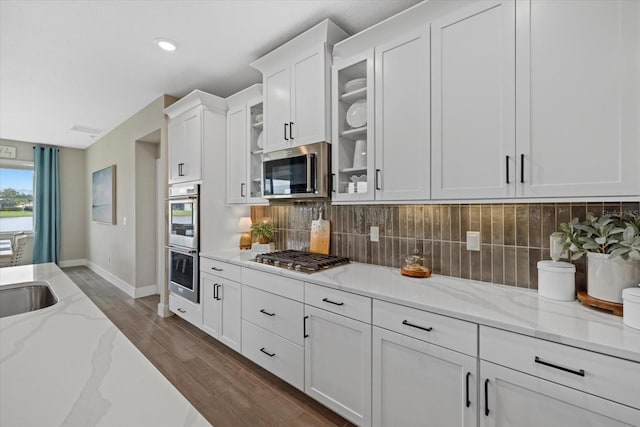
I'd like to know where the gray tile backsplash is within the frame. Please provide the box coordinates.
[252,201,640,291]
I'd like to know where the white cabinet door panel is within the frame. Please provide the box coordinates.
[168,120,183,183]
[374,27,430,201]
[373,327,478,427]
[305,305,372,427]
[516,0,640,197]
[264,66,291,152]
[201,275,220,337]
[226,106,247,203]
[218,279,241,352]
[182,109,202,182]
[432,0,515,199]
[291,47,328,146]
[480,361,640,427]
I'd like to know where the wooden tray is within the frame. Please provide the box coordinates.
[577,291,623,316]
[401,267,432,278]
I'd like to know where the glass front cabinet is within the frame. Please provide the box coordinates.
[331,50,375,201]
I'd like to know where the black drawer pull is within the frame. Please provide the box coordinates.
[304,315,309,338]
[177,308,186,314]
[284,123,289,141]
[520,153,525,183]
[505,155,510,184]
[465,372,471,408]
[402,320,433,332]
[260,347,275,357]
[260,309,275,317]
[211,267,223,272]
[322,297,344,306]
[535,356,585,377]
[484,378,490,416]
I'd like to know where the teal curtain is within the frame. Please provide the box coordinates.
[33,146,61,264]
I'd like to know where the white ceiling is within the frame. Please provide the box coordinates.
[0,0,420,149]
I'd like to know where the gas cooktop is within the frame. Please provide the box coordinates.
[253,250,350,274]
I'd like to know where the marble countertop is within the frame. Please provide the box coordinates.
[201,250,640,363]
[0,263,210,427]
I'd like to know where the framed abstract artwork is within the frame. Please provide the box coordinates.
[92,165,116,224]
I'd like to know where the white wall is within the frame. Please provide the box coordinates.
[85,95,176,296]
[0,138,86,264]
[135,140,159,289]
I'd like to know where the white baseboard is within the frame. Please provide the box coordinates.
[85,261,140,299]
[157,302,171,317]
[59,258,87,268]
[135,284,158,298]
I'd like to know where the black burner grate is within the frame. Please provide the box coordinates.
[254,250,350,273]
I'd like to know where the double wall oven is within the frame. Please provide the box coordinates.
[168,184,199,303]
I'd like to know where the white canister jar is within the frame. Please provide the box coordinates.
[622,287,640,330]
[537,261,576,301]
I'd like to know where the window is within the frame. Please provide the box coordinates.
[0,164,34,233]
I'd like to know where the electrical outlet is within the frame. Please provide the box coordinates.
[370,226,379,242]
[466,231,480,251]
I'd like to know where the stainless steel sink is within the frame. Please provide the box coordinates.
[0,281,58,318]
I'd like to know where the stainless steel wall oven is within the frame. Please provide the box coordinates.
[167,184,199,304]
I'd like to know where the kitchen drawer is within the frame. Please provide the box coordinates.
[242,285,304,345]
[200,257,241,282]
[373,299,477,357]
[241,320,304,391]
[169,293,202,327]
[242,268,303,302]
[480,326,640,409]
[304,282,371,323]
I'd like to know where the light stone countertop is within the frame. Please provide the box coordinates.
[201,250,640,363]
[0,263,210,427]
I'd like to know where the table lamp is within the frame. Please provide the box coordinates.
[237,217,252,250]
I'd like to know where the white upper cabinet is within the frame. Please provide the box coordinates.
[375,27,431,201]
[225,85,266,204]
[164,90,228,185]
[226,105,247,203]
[516,0,640,198]
[251,19,348,153]
[431,0,515,200]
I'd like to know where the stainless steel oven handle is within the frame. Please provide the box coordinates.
[165,246,197,255]
[306,154,314,193]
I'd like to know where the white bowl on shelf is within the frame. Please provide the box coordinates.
[256,131,264,149]
[346,99,367,128]
[255,113,263,123]
[344,78,366,93]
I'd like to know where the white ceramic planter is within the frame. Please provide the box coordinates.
[587,252,640,303]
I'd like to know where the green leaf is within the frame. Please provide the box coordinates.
[594,237,607,245]
[571,252,585,261]
[623,226,636,242]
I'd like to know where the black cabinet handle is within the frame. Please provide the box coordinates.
[284,123,289,141]
[331,173,336,193]
[465,372,471,408]
[213,284,221,300]
[289,122,294,140]
[375,169,381,190]
[178,162,184,177]
[402,320,433,332]
[211,267,223,272]
[240,183,246,197]
[260,309,275,317]
[520,153,525,183]
[505,156,510,184]
[322,297,344,306]
[177,308,186,313]
[534,356,585,377]
[484,378,490,416]
[260,347,276,357]
[304,315,309,338]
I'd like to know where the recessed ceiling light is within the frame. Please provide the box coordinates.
[155,38,177,51]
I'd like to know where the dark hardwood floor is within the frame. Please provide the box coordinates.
[63,267,353,427]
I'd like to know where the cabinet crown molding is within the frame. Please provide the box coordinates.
[250,19,348,73]
[225,84,263,109]
[164,89,228,119]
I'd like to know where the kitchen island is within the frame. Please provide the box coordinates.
[0,263,210,427]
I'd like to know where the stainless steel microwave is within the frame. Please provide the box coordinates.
[262,142,330,199]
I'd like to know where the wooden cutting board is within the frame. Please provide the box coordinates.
[310,208,330,255]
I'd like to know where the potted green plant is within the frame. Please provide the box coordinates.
[559,212,640,303]
[251,220,276,244]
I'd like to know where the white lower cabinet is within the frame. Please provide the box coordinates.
[480,361,640,427]
[304,304,372,426]
[373,327,478,427]
[201,273,241,352]
[169,293,202,327]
